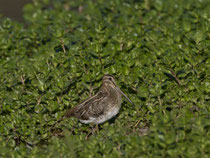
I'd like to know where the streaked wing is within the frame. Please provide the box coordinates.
[64,90,108,120]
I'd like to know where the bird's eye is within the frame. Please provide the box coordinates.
[109,77,112,80]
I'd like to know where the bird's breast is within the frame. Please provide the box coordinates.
[94,106,120,124]
[108,87,121,105]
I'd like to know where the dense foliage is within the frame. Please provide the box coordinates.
[0,0,209,157]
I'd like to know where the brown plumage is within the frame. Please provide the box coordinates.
[57,74,133,125]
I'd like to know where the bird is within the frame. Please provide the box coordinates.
[58,74,133,125]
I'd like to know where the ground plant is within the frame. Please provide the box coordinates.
[0,0,209,157]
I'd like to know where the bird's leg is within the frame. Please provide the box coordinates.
[85,123,94,139]
[94,124,99,134]
[85,124,99,139]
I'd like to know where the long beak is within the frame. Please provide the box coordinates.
[116,87,134,105]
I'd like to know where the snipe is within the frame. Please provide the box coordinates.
[58,74,133,125]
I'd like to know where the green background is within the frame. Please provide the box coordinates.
[0,0,209,157]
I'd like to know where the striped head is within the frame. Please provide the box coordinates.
[102,74,133,105]
[102,74,117,87]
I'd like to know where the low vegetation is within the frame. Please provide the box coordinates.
[0,0,209,157]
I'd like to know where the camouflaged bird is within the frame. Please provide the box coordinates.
[58,74,133,125]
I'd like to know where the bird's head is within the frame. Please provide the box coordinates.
[102,74,133,105]
[102,74,117,87]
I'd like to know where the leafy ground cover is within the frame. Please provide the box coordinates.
[0,0,209,157]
